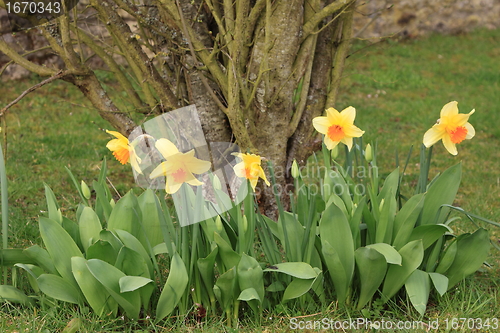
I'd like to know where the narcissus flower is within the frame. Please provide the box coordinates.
[233,153,270,191]
[423,101,475,155]
[149,138,211,194]
[312,106,365,150]
[106,130,142,174]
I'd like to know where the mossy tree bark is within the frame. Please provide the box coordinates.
[0,0,357,218]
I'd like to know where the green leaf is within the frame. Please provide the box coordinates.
[37,274,82,304]
[382,240,424,301]
[366,243,402,265]
[283,278,316,301]
[92,180,112,223]
[119,276,153,293]
[15,264,44,292]
[278,212,304,262]
[0,285,34,305]
[444,229,490,289]
[263,262,318,279]
[197,247,219,300]
[113,229,153,278]
[156,252,189,322]
[23,245,56,274]
[355,247,387,309]
[86,240,117,265]
[320,203,355,303]
[435,239,458,274]
[39,217,83,286]
[408,224,449,250]
[152,243,169,255]
[237,254,264,302]
[404,269,430,316]
[420,163,461,225]
[428,272,448,296]
[214,267,237,312]
[44,184,62,224]
[138,189,164,248]
[378,168,399,202]
[115,246,150,278]
[392,193,425,249]
[238,288,261,302]
[213,232,241,270]
[86,259,141,320]
[107,191,142,239]
[71,257,116,317]
[78,206,102,252]
[375,189,397,244]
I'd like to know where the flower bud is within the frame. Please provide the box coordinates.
[291,160,299,179]
[212,174,222,191]
[215,216,223,233]
[110,198,116,208]
[331,145,339,160]
[81,180,91,200]
[242,216,248,233]
[379,198,385,212]
[365,144,373,163]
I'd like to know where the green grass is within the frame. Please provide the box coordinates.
[1,28,500,331]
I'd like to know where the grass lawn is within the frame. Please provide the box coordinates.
[1,28,499,331]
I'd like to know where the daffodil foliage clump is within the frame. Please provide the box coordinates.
[0,102,494,326]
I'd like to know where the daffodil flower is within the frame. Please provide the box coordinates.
[106,130,143,174]
[149,138,211,194]
[312,106,365,150]
[423,101,475,155]
[233,153,270,191]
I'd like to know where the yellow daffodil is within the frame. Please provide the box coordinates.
[423,101,475,155]
[233,153,270,191]
[312,106,365,150]
[149,138,211,194]
[106,130,142,174]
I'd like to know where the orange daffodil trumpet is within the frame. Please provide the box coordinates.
[312,106,365,150]
[423,101,475,155]
[106,130,143,174]
[233,153,270,191]
[149,138,211,194]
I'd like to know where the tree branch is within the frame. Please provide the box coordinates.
[325,3,355,107]
[302,0,355,40]
[0,38,57,76]
[0,70,66,117]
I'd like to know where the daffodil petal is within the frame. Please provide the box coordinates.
[155,138,179,159]
[343,124,365,138]
[106,139,128,151]
[442,135,458,155]
[183,154,211,174]
[259,168,270,185]
[323,135,339,150]
[342,137,354,151]
[312,116,330,135]
[166,180,183,194]
[464,122,475,139]
[325,107,341,123]
[341,106,356,124]
[130,153,143,174]
[185,176,204,186]
[423,126,445,148]
[150,162,167,179]
[440,101,459,118]
[106,130,128,141]
[249,178,258,191]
